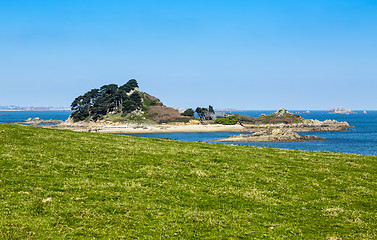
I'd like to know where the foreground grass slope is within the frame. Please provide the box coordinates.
[1,124,376,239]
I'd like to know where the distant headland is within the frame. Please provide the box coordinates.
[0,105,70,111]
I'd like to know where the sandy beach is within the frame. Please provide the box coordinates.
[40,116,353,136]
[102,124,245,133]
[49,122,246,134]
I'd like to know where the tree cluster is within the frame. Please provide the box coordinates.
[181,105,215,119]
[70,79,142,122]
[181,108,195,117]
[195,105,215,120]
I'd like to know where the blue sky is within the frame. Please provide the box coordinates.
[0,0,376,110]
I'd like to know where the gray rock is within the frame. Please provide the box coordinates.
[211,129,323,142]
[328,106,355,114]
[271,108,295,117]
[19,117,63,125]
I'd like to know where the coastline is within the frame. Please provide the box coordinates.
[13,108,354,143]
[48,123,246,134]
[45,118,352,135]
[10,112,377,154]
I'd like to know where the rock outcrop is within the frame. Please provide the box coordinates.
[211,129,323,142]
[256,108,304,124]
[328,106,355,114]
[19,117,63,125]
[241,119,351,133]
[270,108,297,118]
[209,116,352,143]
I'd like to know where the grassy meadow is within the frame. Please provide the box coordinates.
[1,124,377,239]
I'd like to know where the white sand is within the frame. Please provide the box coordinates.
[98,124,245,133]
[53,122,246,134]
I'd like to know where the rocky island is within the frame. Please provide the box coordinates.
[20,80,353,142]
[210,108,351,142]
[328,106,367,114]
[20,117,63,126]
[45,107,352,143]
[211,129,323,143]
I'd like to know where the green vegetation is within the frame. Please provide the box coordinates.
[181,108,194,117]
[1,124,377,239]
[257,109,305,124]
[234,113,255,123]
[195,107,208,120]
[233,109,306,125]
[195,105,215,120]
[70,79,159,122]
[214,115,239,125]
[208,105,215,115]
[69,79,193,124]
[141,96,159,112]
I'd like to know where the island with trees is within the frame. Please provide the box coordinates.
[33,79,353,142]
[69,79,193,124]
[68,79,225,125]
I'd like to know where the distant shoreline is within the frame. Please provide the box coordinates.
[1,109,376,112]
[0,109,71,112]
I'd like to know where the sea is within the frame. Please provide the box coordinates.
[127,110,377,156]
[0,111,72,123]
[1,110,376,155]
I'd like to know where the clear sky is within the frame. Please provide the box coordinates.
[1,0,376,110]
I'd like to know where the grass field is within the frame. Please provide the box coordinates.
[1,124,376,239]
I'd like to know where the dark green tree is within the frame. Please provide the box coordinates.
[122,100,136,113]
[195,107,208,120]
[182,108,194,117]
[70,79,142,122]
[121,79,139,93]
[130,91,142,106]
[208,105,215,114]
[122,91,142,114]
[71,95,90,121]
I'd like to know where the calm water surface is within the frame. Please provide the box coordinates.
[0,111,71,123]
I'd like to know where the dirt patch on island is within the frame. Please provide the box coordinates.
[147,106,191,123]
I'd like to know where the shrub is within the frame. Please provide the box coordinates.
[233,113,255,123]
[214,116,238,125]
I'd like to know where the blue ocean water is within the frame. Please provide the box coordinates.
[1,110,376,155]
[126,111,377,155]
[0,111,71,123]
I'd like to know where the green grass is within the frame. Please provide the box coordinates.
[1,124,377,239]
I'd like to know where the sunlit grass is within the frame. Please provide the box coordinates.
[1,124,376,239]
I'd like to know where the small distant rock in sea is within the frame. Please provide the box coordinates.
[328,106,356,114]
